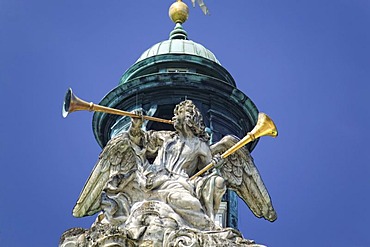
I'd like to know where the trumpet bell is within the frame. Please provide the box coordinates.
[252,113,278,139]
[62,88,73,118]
[62,88,94,118]
[220,112,278,159]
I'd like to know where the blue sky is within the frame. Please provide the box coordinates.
[1,0,370,246]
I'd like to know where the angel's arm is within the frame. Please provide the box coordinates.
[197,141,214,171]
[143,130,174,160]
[127,110,173,155]
[128,113,145,147]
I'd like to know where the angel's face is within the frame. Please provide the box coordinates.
[172,106,186,131]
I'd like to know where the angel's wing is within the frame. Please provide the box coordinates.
[191,0,209,15]
[72,132,139,217]
[211,135,277,222]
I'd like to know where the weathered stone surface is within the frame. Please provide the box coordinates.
[60,202,266,247]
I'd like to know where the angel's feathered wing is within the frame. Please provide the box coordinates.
[211,135,277,222]
[72,133,139,217]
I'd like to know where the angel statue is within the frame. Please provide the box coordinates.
[66,99,276,246]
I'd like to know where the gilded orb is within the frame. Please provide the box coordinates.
[169,0,189,24]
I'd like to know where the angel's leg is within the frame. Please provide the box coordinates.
[198,175,226,222]
[212,176,226,219]
[167,190,214,230]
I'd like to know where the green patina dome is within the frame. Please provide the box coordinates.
[136,23,220,65]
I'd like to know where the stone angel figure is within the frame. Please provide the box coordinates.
[71,99,276,233]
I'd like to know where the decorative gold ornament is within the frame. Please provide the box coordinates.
[169,0,189,24]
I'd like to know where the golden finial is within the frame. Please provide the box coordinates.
[169,0,189,24]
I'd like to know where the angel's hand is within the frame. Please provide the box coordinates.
[212,153,224,168]
[131,109,144,129]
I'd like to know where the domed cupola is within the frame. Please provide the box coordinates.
[119,23,233,86]
[137,24,219,65]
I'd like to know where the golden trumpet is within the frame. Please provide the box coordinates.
[62,88,173,125]
[190,113,278,180]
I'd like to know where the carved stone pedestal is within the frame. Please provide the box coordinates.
[60,201,266,247]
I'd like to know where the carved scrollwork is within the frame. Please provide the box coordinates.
[163,229,199,247]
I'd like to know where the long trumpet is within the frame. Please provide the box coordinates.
[62,88,173,124]
[190,112,278,180]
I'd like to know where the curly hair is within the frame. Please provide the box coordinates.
[174,100,210,142]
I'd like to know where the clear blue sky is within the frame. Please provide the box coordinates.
[1,1,369,246]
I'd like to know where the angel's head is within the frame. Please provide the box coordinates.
[173,100,210,142]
